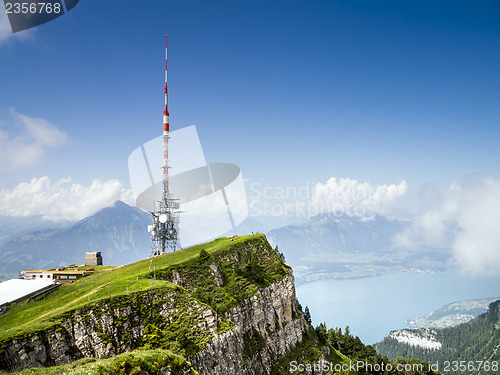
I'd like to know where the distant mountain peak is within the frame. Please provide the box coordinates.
[113,200,133,208]
[308,212,391,223]
[0,201,152,274]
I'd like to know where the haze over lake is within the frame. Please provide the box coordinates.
[295,269,500,344]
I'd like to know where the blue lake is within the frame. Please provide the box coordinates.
[295,269,500,345]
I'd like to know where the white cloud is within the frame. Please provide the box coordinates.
[0,2,12,45]
[0,109,67,171]
[0,3,35,46]
[311,177,408,217]
[0,177,135,222]
[393,178,500,275]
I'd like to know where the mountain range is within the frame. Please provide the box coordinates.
[0,201,151,276]
[0,204,452,282]
[407,297,500,329]
[0,215,73,247]
[266,213,450,281]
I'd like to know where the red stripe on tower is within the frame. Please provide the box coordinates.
[164,34,169,132]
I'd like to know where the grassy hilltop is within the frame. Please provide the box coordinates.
[0,234,285,340]
[0,234,438,375]
[0,234,313,374]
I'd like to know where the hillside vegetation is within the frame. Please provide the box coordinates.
[0,234,324,374]
[4,349,200,375]
[375,300,500,375]
[0,235,283,341]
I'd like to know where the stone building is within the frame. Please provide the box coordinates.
[84,252,102,266]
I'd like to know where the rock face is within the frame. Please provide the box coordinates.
[1,325,81,370]
[189,272,316,374]
[59,288,221,360]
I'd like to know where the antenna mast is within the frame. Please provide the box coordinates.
[148,34,181,257]
[163,34,170,196]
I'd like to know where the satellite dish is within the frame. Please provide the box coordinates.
[159,214,168,223]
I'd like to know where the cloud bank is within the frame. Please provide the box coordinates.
[0,110,67,171]
[0,177,135,222]
[311,177,409,217]
[394,178,500,275]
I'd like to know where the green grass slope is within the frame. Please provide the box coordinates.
[0,234,278,341]
[0,234,301,374]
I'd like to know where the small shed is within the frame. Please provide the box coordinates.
[84,251,102,266]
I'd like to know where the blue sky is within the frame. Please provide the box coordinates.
[0,0,499,220]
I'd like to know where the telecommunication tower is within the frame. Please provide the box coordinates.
[148,35,181,257]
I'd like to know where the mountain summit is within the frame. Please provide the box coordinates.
[0,201,151,274]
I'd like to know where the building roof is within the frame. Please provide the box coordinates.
[23,270,95,274]
[0,279,53,305]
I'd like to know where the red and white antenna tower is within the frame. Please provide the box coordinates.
[149,34,181,257]
[163,34,170,195]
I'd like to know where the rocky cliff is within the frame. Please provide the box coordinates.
[0,234,331,374]
[189,273,317,374]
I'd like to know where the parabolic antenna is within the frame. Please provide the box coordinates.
[159,214,168,223]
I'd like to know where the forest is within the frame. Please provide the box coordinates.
[375,300,500,375]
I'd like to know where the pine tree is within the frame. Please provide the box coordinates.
[304,306,312,324]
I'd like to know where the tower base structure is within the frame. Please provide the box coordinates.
[148,192,181,257]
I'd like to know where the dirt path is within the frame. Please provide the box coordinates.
[35,282,111,322]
